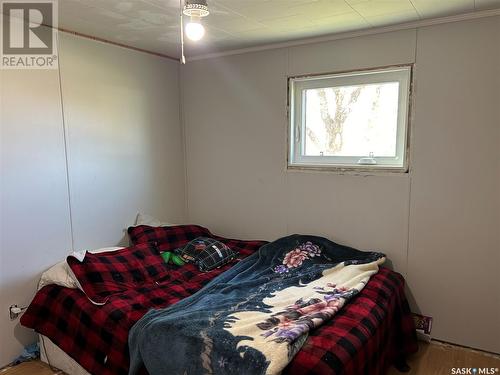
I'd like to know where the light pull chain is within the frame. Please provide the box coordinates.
[180,0,186,64]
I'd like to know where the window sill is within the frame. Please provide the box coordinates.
[287,164,409,176]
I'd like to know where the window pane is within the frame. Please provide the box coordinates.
[303,82,399,157]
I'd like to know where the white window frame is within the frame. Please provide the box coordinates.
[288,65,412,172]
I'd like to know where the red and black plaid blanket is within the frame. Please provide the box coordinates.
[21,225,417,375]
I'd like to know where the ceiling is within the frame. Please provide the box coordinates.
[57,0,500,58]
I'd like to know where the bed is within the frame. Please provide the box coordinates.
[21,224,417,375]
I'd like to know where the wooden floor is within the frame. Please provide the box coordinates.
[1,341,499,375]
[387,341,500,375]
[0,360,64,375]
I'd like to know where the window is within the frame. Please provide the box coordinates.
[288,66,411,171]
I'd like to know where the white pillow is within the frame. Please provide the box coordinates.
[134,212,177,227]
[38,247,124,290]
[38,261,78,290]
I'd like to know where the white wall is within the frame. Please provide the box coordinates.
[0,32,184,365]
[183,30,415,270]
[407,17,500,353]
[59,34,185,250]
[0,66,73,365]
[182,17,500,353]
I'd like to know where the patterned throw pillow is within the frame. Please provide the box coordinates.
[175,237,238,272]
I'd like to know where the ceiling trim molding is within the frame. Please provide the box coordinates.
[54,27,179,62]
[188,8,500,62]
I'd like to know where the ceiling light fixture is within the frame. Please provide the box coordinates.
[184,0,209,41]
[179,0,210,64]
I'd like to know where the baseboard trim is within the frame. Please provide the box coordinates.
[430,339,500,358]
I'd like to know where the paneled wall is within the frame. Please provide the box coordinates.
[182,17,500,353]
[0,32,185,365]
[59,34,185,250]
[407,18,500,352]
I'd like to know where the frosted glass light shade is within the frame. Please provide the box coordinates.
[185,21,205,41]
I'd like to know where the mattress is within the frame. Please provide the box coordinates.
[40,335,90,375]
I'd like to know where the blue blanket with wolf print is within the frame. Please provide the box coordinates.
[128,234,385,375]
